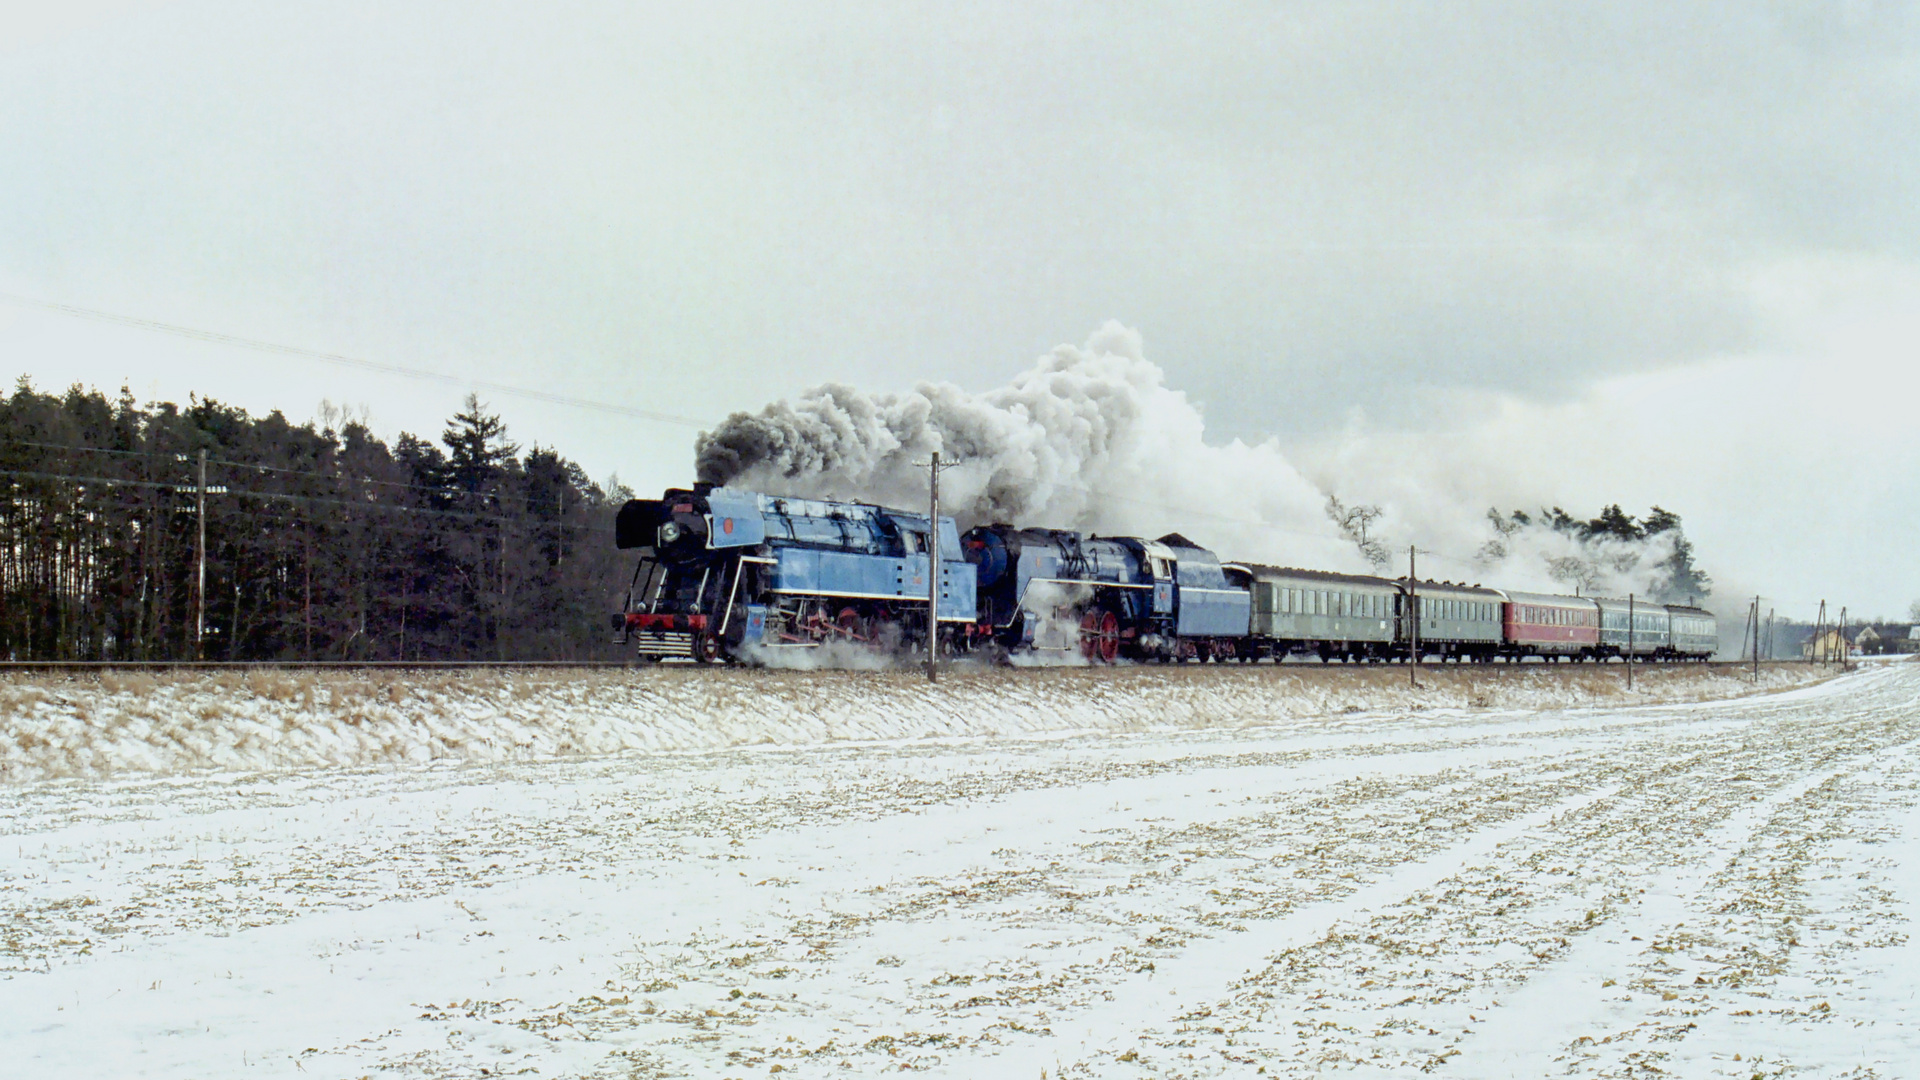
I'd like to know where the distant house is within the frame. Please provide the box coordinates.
[1803,628,1850,661]
[1850,625,1920,656]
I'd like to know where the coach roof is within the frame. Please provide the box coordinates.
[1240,564,1399,590]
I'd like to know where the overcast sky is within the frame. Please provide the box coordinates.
[3,1,1917,618]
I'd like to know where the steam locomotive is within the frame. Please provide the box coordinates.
[613,484,975,661]
[612,484,1717,664]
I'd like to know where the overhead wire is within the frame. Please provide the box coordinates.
[0,467,605,533]
[0,291,711,429]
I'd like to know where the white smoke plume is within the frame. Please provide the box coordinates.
[696,322,1358,569]
[695,323,1713,600]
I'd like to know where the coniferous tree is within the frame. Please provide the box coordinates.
[0,381,624,661]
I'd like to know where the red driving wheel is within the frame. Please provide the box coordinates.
[1080,609,1121,664]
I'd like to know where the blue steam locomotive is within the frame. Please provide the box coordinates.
[613,484,975,662]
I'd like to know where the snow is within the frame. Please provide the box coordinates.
[0,662,1824,783]
[2,659,1913,1077]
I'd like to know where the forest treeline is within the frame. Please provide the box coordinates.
[0,379,629,661]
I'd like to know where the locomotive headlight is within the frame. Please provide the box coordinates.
[658,522,684,545]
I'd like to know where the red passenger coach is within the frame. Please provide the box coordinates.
[1498,591,1601,661]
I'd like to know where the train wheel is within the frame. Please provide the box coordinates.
[1075,609,1122,664]
[1079,610,1100,662]
[691,633,720,664]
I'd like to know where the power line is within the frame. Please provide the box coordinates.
[0,435,589,502]
[0,467,607,532]
[0,292,712,429]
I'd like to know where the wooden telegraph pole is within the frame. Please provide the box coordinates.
[1839,606,1848,670]
[928,451,940,683]
[1626,592,1634,690]
[1813,600,1827,665]
[916,451,960,684]
[1408,545,1419,687]
[195,448,208,659]
[1750,595,1761,682]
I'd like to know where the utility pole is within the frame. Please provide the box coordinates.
[1813,600,1827,665]
[1839,606,1848,670]
[1765,608,1775,663]
[195,448,208,660]
[913,451,960,684]
[928,451,941,683]
[1626,592,1634,691]
[1408,545,1419,687]
[1751,595,1761,682]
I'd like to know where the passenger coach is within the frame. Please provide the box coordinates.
[1498,591,1601,661]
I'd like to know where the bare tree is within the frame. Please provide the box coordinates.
[1547,556,1600,595]
[1477,506,1523,563]
[1325,495,1390,570]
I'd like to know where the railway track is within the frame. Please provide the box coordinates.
[0,658,1827,674]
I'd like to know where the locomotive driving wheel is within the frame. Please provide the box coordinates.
[691,632,721,664]
[836,606,867,643]
[1079,609,1121,664]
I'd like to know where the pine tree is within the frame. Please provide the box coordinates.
[442,394,518,495]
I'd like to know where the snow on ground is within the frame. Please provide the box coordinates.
[2,659,1914,1078]
[0,661,1822,782]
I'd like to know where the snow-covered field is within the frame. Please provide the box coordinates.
[3,659,1914,1078]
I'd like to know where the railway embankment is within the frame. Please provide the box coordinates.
[0,660,1858,783]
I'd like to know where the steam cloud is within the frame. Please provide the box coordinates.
[697,322,1355,569]
[695,323,1708,599]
